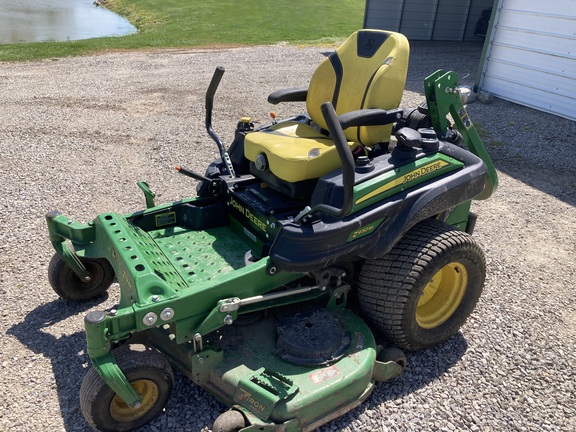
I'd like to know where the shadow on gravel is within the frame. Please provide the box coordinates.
[324,333,468,429]
[7,296,108,432]
[494,157,576,207]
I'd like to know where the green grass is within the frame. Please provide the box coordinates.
[0,0,366,61]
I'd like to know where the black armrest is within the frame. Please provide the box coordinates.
[337,108,404,129]
[267,87,308,104]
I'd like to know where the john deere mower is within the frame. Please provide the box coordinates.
[46,30,497,432]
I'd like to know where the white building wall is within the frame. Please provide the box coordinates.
[478,0,576,120]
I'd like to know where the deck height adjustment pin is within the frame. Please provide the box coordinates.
[193,333,203,352]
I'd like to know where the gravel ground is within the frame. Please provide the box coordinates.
[1,41,575,432]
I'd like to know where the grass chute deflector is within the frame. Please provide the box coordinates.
[45,29,497,432]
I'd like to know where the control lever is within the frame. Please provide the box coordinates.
[205,67,236,178]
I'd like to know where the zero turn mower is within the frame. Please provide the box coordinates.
[46,30,497,432]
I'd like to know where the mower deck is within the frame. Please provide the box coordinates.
[147,307,381,432]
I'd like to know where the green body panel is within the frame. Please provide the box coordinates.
[55,197,304,405]
[352,153,464,213]
[148,308,377,431]
[442,201,473,231]
[228,213,268,259]
[83,250,303,341]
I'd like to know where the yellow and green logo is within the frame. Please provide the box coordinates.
[347,217,386,242]
[352,155,463,212]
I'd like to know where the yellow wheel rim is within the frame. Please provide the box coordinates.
[416,262,468,329]
[109,379,159,422]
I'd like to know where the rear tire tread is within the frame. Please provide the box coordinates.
[358,219,486,351]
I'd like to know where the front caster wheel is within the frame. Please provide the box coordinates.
[48,253,114,301]
[80,344,174,432]
[373,346,407,381]
[358,219,486,351]
[379,347,407,373]
[213,409,247,432]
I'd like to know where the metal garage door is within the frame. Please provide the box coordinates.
[364,0,494,41]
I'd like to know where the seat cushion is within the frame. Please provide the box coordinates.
[307,30,409,146]
[244,121,357,183]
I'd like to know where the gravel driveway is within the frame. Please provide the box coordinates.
[1,41,575,431]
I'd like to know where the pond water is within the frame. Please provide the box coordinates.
[0,0,137,44]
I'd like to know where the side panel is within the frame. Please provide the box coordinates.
[270,144,487,272]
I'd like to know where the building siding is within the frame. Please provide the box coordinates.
[432,0,470,41]
[479,0,576,120]
[364,0,493,41]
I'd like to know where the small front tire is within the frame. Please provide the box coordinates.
[213,410,247,432]
[379,347,407,372]
[80,345,174,432]
[48,253,114,301]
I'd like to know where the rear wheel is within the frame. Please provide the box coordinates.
[48,253,114,301]
[80,344,174,432]
[358,219,485,351]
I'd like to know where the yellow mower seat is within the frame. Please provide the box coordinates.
[244,121,357,182]
[244,30,410,184]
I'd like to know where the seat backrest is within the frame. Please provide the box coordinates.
[306,30,409,146]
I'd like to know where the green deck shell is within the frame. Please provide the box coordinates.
[147,309,378,431]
